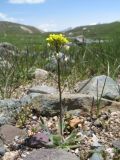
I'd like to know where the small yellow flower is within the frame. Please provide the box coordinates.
[46,34,69,52]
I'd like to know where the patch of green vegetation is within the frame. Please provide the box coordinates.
[1,21,120,99]
[0,21,48,48]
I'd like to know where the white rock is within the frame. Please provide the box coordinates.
[3,151,19,160]
[91,134,102,147]
[106,148,114,158]
[35,68,49,80]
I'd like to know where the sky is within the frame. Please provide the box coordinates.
[0,0,120,31]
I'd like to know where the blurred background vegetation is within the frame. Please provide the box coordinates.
[0,21,120,98]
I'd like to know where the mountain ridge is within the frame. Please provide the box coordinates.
[64,21,120,39]
[0,21,43,34]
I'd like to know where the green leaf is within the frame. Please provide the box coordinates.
[50,134,62,146]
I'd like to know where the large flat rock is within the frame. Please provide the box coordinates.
[0,125,26,144]
[0,92,112,124]
[23,148,79,160]
[27,85,58,94]
[29,93,111,116]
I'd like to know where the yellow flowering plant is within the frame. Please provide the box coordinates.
[46,34,69,138]
[46,34,69,53]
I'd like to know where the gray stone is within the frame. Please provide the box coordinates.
[0,99,20,111]
[20,94,32,106]
[91,134,102,148]
[94,119,103,128]
[0,92,111,124]
[89,152,103,160]
[27,85,58,94]
[0,42,17,51]
[0,139,5,156]
[0,42,18,58]
[23,148,79,160]
[0,125,26,144]
[0,99,21,125]
[34,68,49,80]
[0,93,41,125]
[30,93,111,116]
[91,141,102,148]
[0,59,11,68]
[45,56,57,72]
[74,75,120,100]
[112,140,120,150]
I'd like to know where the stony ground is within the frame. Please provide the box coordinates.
[1,107,120,160]
[0,73,120,160]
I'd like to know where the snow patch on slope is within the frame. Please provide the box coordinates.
[20,26,33,33]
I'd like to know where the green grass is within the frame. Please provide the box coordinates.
[0,33,46,48]
[1,21,120,98]
[0,21,48,48]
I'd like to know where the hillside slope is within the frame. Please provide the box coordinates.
[65,21,120,39]
[0,21,45,47]
[0,21,42,34]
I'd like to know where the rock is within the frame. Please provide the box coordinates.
[45,56,57,72]
[66,109,81,117]
[23,148,79,160]
[112,140,120,150]
[45,54,69,72]
[92,115,97,120]
[25,132,53,148]
[0,92,111,124]
[94,119,103,128]
[20,94,33,106]
[106,148,114,158]
[74,75,120,100]
[0,59,11,68]
[91,134,102,148]
[0,93,41,125]
[30,93,111,116]
[3,151,19,160]
[0,99,21,125]
[69,117,81,128]
[0,139,5,156]
[0,42,18,58]
[27,85,58,94]
[0,125,26,144]
[34,68,49,80]
[0,42,17,51]
[100,114,109,120]
[89,152,103,160]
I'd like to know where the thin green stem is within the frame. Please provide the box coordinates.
[57,58,63,137]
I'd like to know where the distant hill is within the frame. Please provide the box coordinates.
[0,21,42,35]
[0,21,42,34]
[1,21,120,47]
[65,21,120,39]
[0,21,45,47]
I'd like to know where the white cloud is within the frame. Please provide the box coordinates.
[89,22,102,26]
[0,12,23,23]
[0,12,17,22]
[9,0,46,4]
[38,23,67,32]
[38,23,57,32]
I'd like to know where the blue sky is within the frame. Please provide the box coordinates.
[0,0,120,31]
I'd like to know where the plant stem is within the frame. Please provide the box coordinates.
[57,58,63,137]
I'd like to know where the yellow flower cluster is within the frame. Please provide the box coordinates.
[46,34,69,52]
